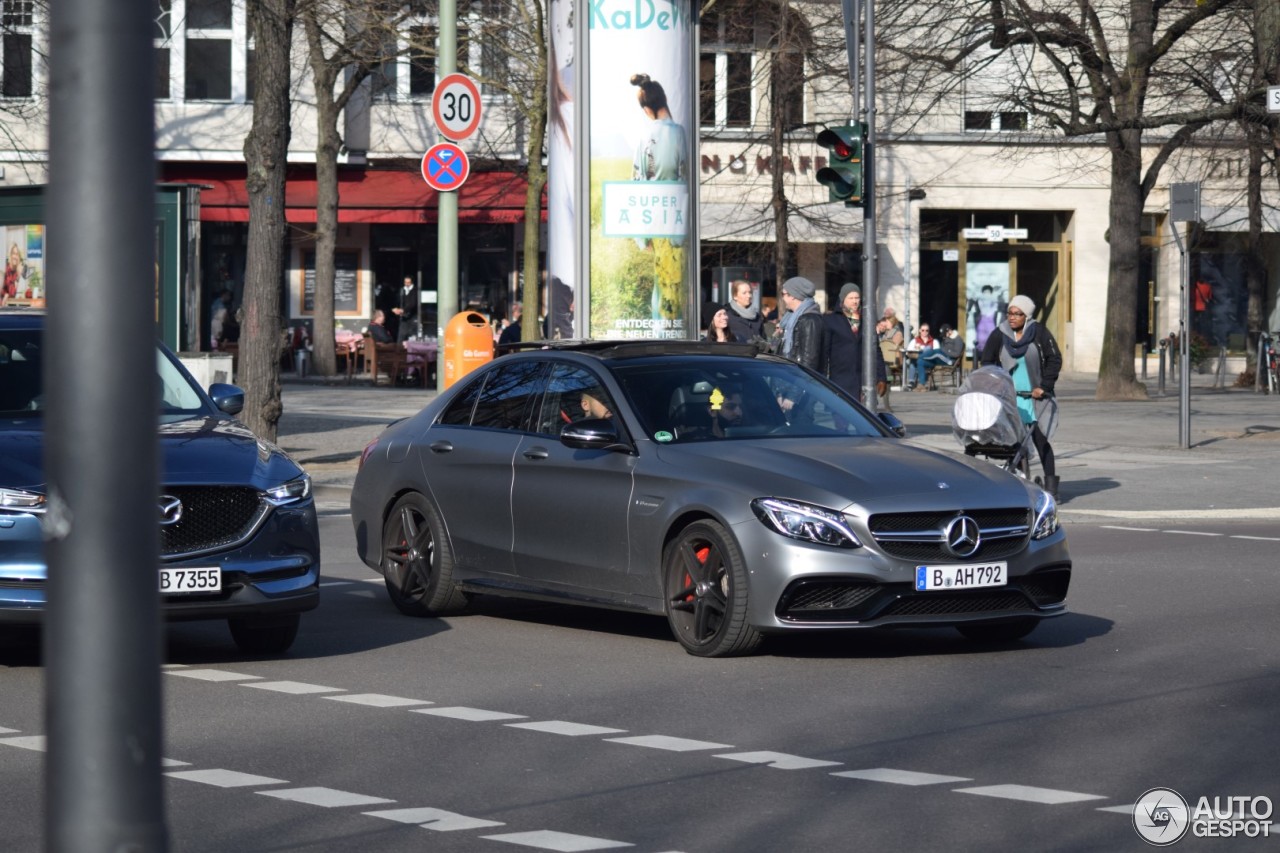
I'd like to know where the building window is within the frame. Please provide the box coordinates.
[373,5,509,103]
[1,0,35,98]
[964,38,1030,133]
[964,111,1028,132]
[155,0,250,102]
[154,0,172,99]
[700,7,754,129]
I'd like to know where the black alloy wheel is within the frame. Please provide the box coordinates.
[663,520,761,657]
[381,493,467,616]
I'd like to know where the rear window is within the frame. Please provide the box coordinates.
[0,329,41,415]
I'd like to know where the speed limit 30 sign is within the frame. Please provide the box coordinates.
[433,73,483,140]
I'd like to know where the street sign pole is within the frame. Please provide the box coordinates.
[436,0,458,392]
[1170,181,1200,450]
[861,0,878,410]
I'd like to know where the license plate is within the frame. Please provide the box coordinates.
[160,567,221,594]
[915,562,1006,592]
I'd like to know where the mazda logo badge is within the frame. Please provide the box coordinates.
[944,515,981,558]
[158,495,183,526]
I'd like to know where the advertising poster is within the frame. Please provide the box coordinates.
[546,0,577,339]
[588,0,693,339]
[1,224,44,303]
[965,261,1009,357]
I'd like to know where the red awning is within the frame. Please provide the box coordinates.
[159,164,543,224]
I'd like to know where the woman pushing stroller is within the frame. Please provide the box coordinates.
[979,294,1063,498]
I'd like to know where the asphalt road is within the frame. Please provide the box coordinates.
[3,514,1277,852]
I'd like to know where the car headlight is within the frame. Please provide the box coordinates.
[752,497,861,549]
[1031,489,1059,540]
[265,475,312,506]
[0,488,46,514]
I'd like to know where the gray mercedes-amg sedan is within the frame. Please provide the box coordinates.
[351,341,1070,657]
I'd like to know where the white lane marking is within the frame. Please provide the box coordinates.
[319,581,355,587]
[324,693,432,708]
[604,735,732,752]
[0,726,19,734]
[242,681,345,695]
[1231,535,1280,541]
[1163,530,1223,537]
[161,758,191,767]
[1099,526,1157,532]
[161,664,189,669]
[714,751,841,771]
[412,706,527,722]
[166,669,262,682]
[832,768,972,786]
[506,721,627,737]
[365,807,505,831]
[0,735,46,751]
[481,830,633,851]
[358,577,385,584]
[954,784,1107,804]
[258,787,395,808]
[1061,507,1280,520]
[166,769,288,788]
[1097,805,1136,814]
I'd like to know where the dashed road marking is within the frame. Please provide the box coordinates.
[954,784,1107,804]
[365,806,505,831]
[167,669,262,682]
[0,726,19,735]
[604,735,732,752]
[481,829,633,851]
[413,706,527,722]
[1100,526,1157,532]
[1231,535,1280,541]
[715,751,842,770]
[0,735,45,751]
[832,768,972,786]
[162,758,191,767]
[166,769,288,788]
[1164,530,1223,537]
[258,787,395,808]
[1098,805,1136,814]
[243,680,345,695]
[324,693,431,708]
[507,720,627,737]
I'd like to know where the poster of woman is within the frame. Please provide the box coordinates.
[965,262,1008,357]
[589,0,694,339]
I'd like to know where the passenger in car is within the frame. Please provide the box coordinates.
[579,389,613,420]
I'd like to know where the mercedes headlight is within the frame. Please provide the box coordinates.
[265,475,312,506]
[752,498,861,549]
[0,488,46,514]
[1031,489,1059,540]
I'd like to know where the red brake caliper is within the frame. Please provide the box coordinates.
[685,546,709,601]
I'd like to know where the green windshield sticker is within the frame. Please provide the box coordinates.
[654,430,674,443]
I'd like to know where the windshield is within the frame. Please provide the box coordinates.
[611,357,887,444]
[0,326,207,417]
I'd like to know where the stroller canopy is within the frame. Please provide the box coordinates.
[952,366,1026,449]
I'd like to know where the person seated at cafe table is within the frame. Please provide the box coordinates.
[367,309,394,344]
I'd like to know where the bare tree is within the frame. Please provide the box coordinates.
[241,0,295,441]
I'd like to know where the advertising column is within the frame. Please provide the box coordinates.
[547,0,696,341]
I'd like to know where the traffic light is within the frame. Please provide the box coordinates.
[815,123,866,206]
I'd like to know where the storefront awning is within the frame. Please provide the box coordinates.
[159,164,543,224]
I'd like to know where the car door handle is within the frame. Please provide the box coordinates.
[429,440,453,453]
[522,447,549,460]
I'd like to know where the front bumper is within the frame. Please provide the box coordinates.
[0,502,320,625]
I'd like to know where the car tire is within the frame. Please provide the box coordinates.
[663,520,762,657]
[956,617,1039,643]
[382,492,468,617]
[228,614,300,655]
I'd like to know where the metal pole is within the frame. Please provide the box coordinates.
[860,0,878,409]
[1171,220,1190,448]
[901,179,912,391]
[436,0,459,390]
[45,0,166,850]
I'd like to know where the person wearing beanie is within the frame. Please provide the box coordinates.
[980,293,1064,498]
[823,283,887,403]
[775,276,825,372]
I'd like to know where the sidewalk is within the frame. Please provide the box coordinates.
[277,370,1280,523]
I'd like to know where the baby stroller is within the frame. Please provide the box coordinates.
[951,365,1055,482]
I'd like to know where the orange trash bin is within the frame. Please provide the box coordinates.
[443,310,494,388]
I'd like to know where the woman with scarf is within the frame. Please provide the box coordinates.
[980,294,1063,498]
[724,279,765,344]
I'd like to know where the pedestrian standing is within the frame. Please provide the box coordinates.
[775,276,825,372]
[824,283,886,403]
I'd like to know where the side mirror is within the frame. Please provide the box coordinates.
[877,411,907,438]
[561,417,629,452]
[208,382,245,415]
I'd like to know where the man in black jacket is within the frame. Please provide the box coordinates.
[823,283,886,403]
[776,276,825,372]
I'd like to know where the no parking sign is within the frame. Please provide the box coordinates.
[421,142,470,192]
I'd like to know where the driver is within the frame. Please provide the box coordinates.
[707,386,745,438]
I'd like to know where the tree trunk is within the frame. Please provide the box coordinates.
[521,76,547,342]
[241,0,294,441]
[770,1,790,295]
[311,77,341,377]
[1245,131,1264,364]
[1095,128,1148,401]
